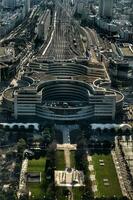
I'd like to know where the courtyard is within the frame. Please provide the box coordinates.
[27,157,46,199]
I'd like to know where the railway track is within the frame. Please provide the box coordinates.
[42,0,83,60]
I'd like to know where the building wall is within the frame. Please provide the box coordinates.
[99,0,113,19]
[25,0,31,15]
[2,0,16,10]
[14,89,42,119]
[14,88,117,121]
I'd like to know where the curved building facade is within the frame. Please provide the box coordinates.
[2,59,124,121]
[2,60,123,121]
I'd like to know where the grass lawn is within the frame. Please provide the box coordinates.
[56,150,66,170]
[27,157,46,199]
[73,187,84,200]
[92,153,122,198]
[70,151,76,168]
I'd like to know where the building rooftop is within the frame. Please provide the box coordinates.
[120,46,133,57]
[0,48,6,56]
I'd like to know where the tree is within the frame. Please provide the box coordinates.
[47,142,56,161]
[117,128,123,136]
[95,128,102,136]
[42,134,52,146]
[0,127,4,141]
[110,127,116,136]
[19,194,28,200]
[28,125,34,133]
[17,139,26,152]
[4,125,10,131]
[0,193,6,200]
[102,128,109,135]
[0,124,4,129]
[43,128,51,136]
[14,163,21,175]
[0,189,17,200]
[77,135,86,149]
[19,125,26,132]
[6,151,13,161]
[123,128,131,135]
[17,139,27,159]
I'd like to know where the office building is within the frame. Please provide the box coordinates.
[99,0,113,19]
[2,0,16,10]
[25,0,31,15]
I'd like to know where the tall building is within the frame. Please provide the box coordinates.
[25,0,31,15]
[2,0,16,10]
[99,0,113,19]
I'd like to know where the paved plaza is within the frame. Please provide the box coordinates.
[55,168,85,187]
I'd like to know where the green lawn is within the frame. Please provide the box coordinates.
[92,154,122,198]
[27,157,46,199]
[70,151,76,168]
[28,157,46,172]
[55,150,66,170]
[73,187,84,200]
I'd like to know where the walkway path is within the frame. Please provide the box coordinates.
[55,124,79,200]
[17,159,28,198]
[87,155,97,194]
[64,148,71,168]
